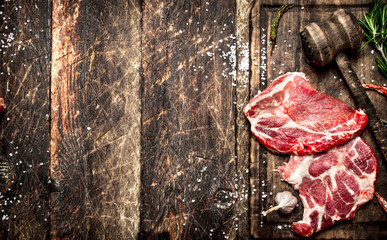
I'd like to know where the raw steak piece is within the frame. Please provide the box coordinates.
[244,72,368,155]
[278,137,377,237]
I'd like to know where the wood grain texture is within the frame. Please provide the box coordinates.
[235,0,255,238]
[50,0,141,239]
[2,0,386,238]
[0,0,51,239]
[249,0,387,239]
[141,0,247,238]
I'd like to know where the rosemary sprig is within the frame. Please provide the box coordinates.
[270,4,294,55]
[358,0,387,78]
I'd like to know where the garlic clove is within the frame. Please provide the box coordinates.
[263,191,298,216]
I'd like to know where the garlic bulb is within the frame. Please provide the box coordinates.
[263,191,298,216]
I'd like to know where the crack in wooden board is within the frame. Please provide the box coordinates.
[249,0,387,239]
[0,0,51,238]
[50,0,141,239]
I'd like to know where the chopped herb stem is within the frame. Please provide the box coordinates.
[270,4,294,55]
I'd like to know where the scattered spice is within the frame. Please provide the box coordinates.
[375,192,387,213]
[263,191,298,216]
[270,4,294,55]
[363,84,387,97]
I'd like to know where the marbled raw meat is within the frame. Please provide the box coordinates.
[278,137,377,237]
[244,72,368,154]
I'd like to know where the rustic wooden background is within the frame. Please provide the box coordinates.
[0,0,386,239]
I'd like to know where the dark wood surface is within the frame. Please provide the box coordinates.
[1,0,141,239]
[50,0,141,239]
[141,0,242,238]
[0,0,386,239]
[0,0,51,239]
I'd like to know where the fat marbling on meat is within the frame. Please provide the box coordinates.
[244,72,368,155]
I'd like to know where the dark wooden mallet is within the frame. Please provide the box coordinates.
[300,9,387,162]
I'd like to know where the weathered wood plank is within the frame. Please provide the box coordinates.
[50,2,89,237]
[0,0,51,238]
[50,0,141,238]
[235,0,255,238]
[249,0,387,238]
[141,0,246,238]
[87,1,141,238]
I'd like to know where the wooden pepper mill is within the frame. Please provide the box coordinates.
[300,9,387,162]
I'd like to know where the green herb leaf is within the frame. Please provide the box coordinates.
[358,0,387,78]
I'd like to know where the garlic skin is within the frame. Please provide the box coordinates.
[263,191,298,216]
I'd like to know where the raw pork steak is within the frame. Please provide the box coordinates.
[278,137,377,237]
[244,72,368,154]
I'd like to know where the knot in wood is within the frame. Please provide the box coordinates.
[214,188,234,210]
[300,9,363,66]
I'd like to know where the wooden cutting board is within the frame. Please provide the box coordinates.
[250,0,387,239]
